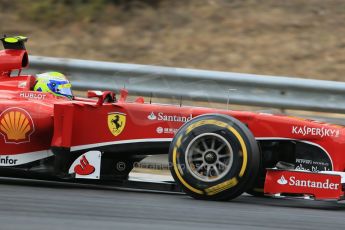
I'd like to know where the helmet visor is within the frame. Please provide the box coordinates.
[48,80,73,98]
[57,83,73,98]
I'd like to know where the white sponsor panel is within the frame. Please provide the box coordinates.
[68,151,101,179]
[0,150,53,166]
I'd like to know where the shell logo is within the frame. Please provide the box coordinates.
[0,108,35,144]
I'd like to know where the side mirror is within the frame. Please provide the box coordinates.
[87,90,116,105]
[118,88,128,103]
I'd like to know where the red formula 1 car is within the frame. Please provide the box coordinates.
[1,36,345,201]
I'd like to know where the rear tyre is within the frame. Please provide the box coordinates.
[169,114,260,200]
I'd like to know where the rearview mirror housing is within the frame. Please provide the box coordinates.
[87,90,115,105]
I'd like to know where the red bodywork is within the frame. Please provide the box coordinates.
[1,46,345,200]
[264,169,343,200]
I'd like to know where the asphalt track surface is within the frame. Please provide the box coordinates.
[0,177,344,230]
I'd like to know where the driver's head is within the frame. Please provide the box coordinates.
[34,72,73,99]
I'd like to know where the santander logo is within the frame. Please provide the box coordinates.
[148,112,157,120]
[147,112,192,122]
[277,175,288,185]
[74,155,95,176]
[276,174,339,190]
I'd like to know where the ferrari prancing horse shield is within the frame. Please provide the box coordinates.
[107,112,126,136]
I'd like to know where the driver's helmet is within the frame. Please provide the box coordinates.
[33,72,73,99]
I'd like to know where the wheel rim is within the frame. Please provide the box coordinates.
[185,133,234,182]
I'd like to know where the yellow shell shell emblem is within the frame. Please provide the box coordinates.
[107,112,126,136]
[0,108,34,144]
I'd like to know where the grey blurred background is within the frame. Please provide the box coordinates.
[2,0,345,81]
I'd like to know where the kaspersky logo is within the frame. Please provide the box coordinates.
[277,175,288,185]
[0,107,35,144]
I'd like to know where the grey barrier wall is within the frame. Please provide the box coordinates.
[25,56,345,113]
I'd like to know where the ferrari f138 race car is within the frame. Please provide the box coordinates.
[1,36,345,201]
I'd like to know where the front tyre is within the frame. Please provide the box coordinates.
[169,114,260,201]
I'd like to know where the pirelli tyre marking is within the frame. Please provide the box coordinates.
[186,120,227,134]
[204,177,238,196]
